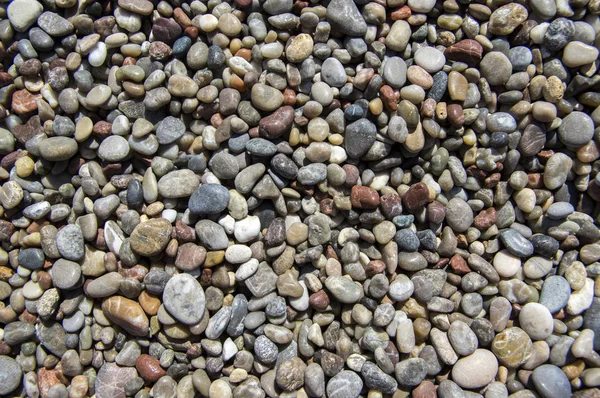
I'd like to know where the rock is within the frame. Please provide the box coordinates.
[0,356,21,395]
[326,370,363,398]
[519,303,554,340]
[38,137,78,161]
[130,218,172,256]
[414,47,446,73]
[321,58,347,88]
[8,0,43,32]
[156,116,185,144]
[259,106,295,139]
[444,39,483,65]
[326,0,367,37]
[163,273,205,325]
[345,119,377,159]
[451,349,498,389]
[491,327,533,368]
[540,276,571,313]
[480,52,512,86]
[157,170,200,198]
[251,83,283,111]
[395,358,428,387]
[95,362,138,398]
[488,3,528,35]
[102,296,149,336]
[276,357,306,391]
[531,364,572,398]
[189,184,230,215]
[37,11,74,36]
[445,198,473,233]
[558,111,594,147]
[325,276,362,303]
[56,224,84,261]
[361,362,397,394]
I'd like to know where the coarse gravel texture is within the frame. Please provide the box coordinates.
[0,0,599,397]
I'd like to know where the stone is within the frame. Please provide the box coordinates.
[189,184,230,215]
[163,273,205,325]
[102,296,149,336]
[130,218,172,256]
[540,276,571,313]
[251,84,283,111]
[95,362,138,398]
[345,119,377,159]
[445,198,473,233]
[326,0,367,37]
[488,3,528,35]
[451,349,498,389]
[563,41,599,68]
[56,224,84,261]
[326,370,363,398]
[8,0,43,32]
[531,364,572,398]
[276,357,306,391]
[395,358,428,387]
[558,111,594,147]
[321,58,347,88]
[519,303,554,340]
[480,52,512,86]
[491,327,533,368]
[157,170,200,199]
[325,276,362,303]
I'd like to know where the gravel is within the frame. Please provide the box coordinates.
[0,0,598,397]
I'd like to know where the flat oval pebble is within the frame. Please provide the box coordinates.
[163,273,206,325]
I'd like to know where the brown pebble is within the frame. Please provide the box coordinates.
[350,186,380,209]
[402,182,430,213]
[310,290,330,311]
[474,207,497,230]
[136,354,166,382]
[450,254,471,275]
[447,103,464,126]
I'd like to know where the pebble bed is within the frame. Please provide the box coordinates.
[1,0,600,397]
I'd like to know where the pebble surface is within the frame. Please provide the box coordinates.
[0,0,598,397]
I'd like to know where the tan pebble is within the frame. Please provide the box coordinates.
[448,71,468,101]
[406,65,433,89]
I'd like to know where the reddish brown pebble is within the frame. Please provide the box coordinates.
[350,186,380,209]
[93,121,112,137]
[259,106,295,139]
[447,104,464,126]
[444,39,483,65]
[136,354,166,382]
[413,380,437,398]
[450,254,471,275]
[391,5,411,20]
[365,260,386,276]
[427,201,446,224]
[402,182,430,213]
[380,194,403,219]
[474,208,497,230]
[343,164,360,186]
[310,290,330,311]
[0,72,14,87]
[11,89,39,114]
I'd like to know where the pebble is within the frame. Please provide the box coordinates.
[451,349,498,389]
[189,184,230,215]
[0,356,22,395]
[519,303,554,340]
[531,364,572,398]
[163,273,205,325]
